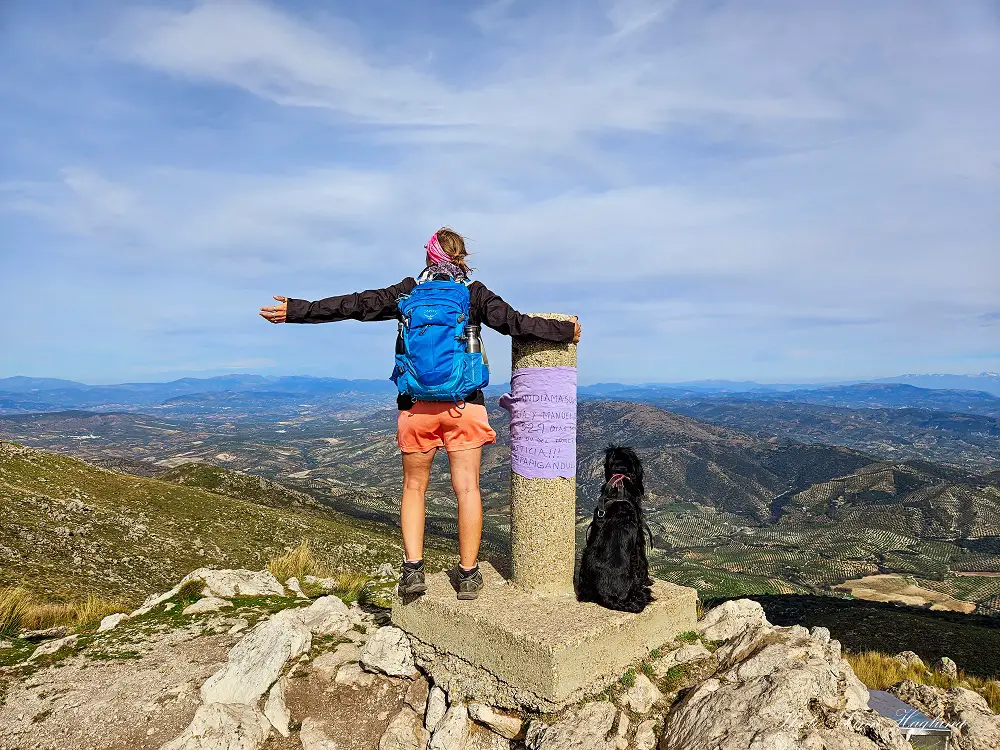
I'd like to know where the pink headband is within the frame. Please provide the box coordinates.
[426,232,450,265]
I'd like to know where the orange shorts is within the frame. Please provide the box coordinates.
[397,401,497,454]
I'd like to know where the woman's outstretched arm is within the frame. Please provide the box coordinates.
[469,282,580,342]
[261,278,416,324]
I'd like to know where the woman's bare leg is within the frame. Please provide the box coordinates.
[447,447,483,569]
[401,448,437,561]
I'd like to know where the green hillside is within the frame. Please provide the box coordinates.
[0,441,440,606]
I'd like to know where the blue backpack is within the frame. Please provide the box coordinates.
[391,277,490,402]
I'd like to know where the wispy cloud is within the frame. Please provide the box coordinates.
[1,0,998,382]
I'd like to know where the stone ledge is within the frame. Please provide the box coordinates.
[391,563,698,712]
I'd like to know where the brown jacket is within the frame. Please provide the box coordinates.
[286,276,575,407]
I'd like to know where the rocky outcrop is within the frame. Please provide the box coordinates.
[468,702,524,740]
[381,706,431,750]
[934,656,959,679]
[426,686,449,732]
[200,615,311,704]
[893,650,925,670]
[650,643,711,677]
[362,625,417,677]
[132,568,287,617]
[183,596,233,615]
[889,680,1000,750]
[622,674,663,715]
[525,701,618,750]
[660,620,910,750]
[696,599,768,641]
[430,704,471,750]
[160,703,271,750]
[97,612,130,632]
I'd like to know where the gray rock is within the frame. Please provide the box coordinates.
[935,656,959,679]
[361,626,416,678]
[525,701,617,750]
[425,686,448,732]
[697,599,768,641]
[468,703,523,740]
[22,626,71,641]
[406,676,431,714]
[430,704,470,750]
[228,618,249,635]
[312,643,361,679]
[622,674,662,715]
[183,596,233,616]
[893,650,925,670]
[380,706,430,750]
[159,703,271,750]
[633,720,658,750]
[651,644,712,677]
[275,595,354,636]
[28,635,78,662]
[889,680,1000,750]
[0,639,12,649]
[615,710,629,740]
[660,625,910,750]
[263,677,290,737]
[285,576,306,597]
[97,613,130,632]
[810,626,831,644]
[200,615,311,704]
[300,717,341,750]
[132,568,286,618]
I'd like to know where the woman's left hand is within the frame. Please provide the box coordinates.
[260,295,288,324]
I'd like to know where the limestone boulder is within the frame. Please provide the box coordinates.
[660,625,910,750]
[622,674,662,715]
[275,595,354,636]
[361,626,416,677]
[935,656,959,679]
[300,717,341,750]
[430,704,470,750]
[696,599,768,641]
[468,703,523,739]
[634,720,658,750]
[97,613,129,632]
[406,677,431,714]
[132,568,286,618]
[160,703,271,750]
[28,635,78,662]
[893,650,925,670]
[183,596,233,616]
[200,616,311,704]
[22,626,70,641]
[263,677,290,737]
[380,706,430,750]
[311,643,361,680]
[525,701,617,750]
[285,577,306,598]
[889,680,1000,750]
[425,686,448,732]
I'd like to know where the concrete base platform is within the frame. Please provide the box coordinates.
[391,564,698,712]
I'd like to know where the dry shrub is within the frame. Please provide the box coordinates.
[268,540,332,583]
[0,586,33,635]
[0,587,124,633]
[846,650,1000,714]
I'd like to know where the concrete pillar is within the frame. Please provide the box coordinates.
[509,313,577,596]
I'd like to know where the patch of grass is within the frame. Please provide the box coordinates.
[659,664,691,692]
[0,587,123,634]
[639,661,655,678]
[675,630,699,644]
[845,650,1000,714]
[176,579,205,603]
[620,668,636,688]
[648,647,663,660]
[0,587,33,636]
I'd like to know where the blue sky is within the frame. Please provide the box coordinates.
[1,0,998,385]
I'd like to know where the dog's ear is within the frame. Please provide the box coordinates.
[604,444,619,479]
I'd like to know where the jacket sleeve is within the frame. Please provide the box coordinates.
[285,278,416,324]
[469,281,576,342]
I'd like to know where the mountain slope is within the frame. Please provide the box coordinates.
[0,442,437,604]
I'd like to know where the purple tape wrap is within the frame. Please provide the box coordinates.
[499,365,577,479]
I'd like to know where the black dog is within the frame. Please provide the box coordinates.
[576,445,654,613]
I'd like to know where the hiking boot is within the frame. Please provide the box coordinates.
[456,566,483,600]
[398,564,427,596]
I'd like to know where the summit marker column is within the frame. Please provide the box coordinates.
[506,313,577,596]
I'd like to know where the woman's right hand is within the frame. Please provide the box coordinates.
[572,316,581,343]
[260,295,288,324]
